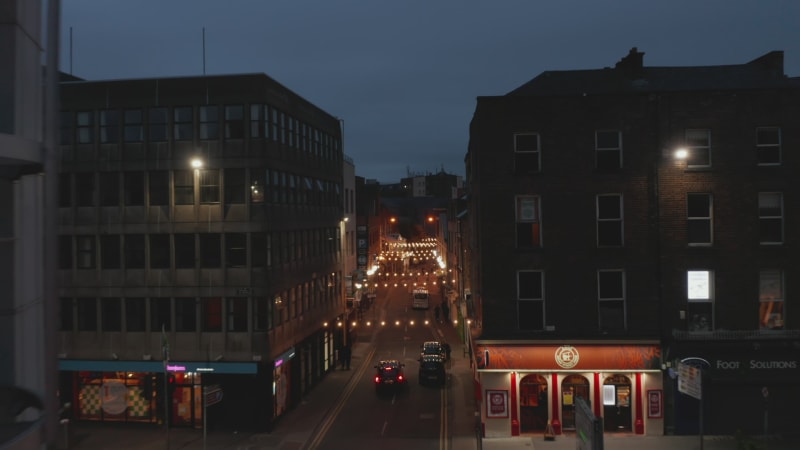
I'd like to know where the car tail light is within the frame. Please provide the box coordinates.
[397,375,404,382]
[374,376,381,383]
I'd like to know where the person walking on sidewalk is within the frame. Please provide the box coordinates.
[342,345,352,370]
[434,305,441,323]
[441,301,450,324]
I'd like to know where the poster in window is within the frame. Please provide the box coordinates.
[647,390,663,418]
[486,390,509,418]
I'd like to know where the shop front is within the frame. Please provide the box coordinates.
[671,342,800,436]
[475,341,664,438]
[59,359,265,429]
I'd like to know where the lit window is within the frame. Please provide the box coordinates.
[515,196,541,248]
[687,270,713,331]
[759,270,784,330]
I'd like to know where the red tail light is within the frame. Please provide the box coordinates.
[374,376,381,383]
[397,375,404,382]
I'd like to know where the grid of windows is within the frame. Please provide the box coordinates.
[148,107,168,142]
[99,110,120,143]
[517,270,544,331]
[173,107,193,141]
[224,105,244,139]
[123,109,143,142]
[199,105,219,140]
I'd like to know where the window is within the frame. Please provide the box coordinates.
[202,297,222,331]
[148,171,169,206]
[250,104,264,138]
[124,234,145,269]
[174,234,195,269]
[253,296,272,331]
[687,193,712,245]
[199,234,221,268]
[598,270,625,331]
[150,298,171,332]
[224,168,245,204]
[685,129,711,167]
[60,111,73,145]
[759,270,784,330]
[148,107,168,142]
[225,233,247,268]
[59,174,71,207]
[199,105,219,140]
[100,235,120,269]
[687,270,713,331]
[99,110,120,143]
[76,111,94,144]
[99,172,120,207]
[759,192,783,244]
[173,107,193,141]
[60,298,74,331]
[175,298,196,332]
[515,196,541,248]
[174,170,194,205]
[227,298,247,331]
[59,236,73,269]
[595,130,622,170]
[101,298,122,332]
[597,194,623,247]
[517,270,544,331]
[251,232,267,268]
[225,105,244,139]
[514,133,540,173]
[123,109,143,142]
[123,172,144,206]
[125,298,146,332]
[199,169,220,203]
[76,236,95,269]
[149,234,171,269]
[756,127,781,165]
[77,298,97,331]
[75,173,95,207]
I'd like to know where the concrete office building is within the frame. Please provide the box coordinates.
[57,73,346,431]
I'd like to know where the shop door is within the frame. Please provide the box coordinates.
[603,374,632,432]
[561,375,589,430]
[519,374,548,432]
[170,373,203,428]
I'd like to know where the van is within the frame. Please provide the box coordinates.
[411,288,430,309]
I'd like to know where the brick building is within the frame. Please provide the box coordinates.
[465,48,800,437]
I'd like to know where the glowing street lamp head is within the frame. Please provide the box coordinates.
[191,158,203,169]
[674,148,689,160]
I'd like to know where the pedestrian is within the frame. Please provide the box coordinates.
[434,305,441,323]
[441,301,450,323]
[444,342,451,360]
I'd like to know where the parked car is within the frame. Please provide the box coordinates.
[373,359,407,393]
[418,354,446,386]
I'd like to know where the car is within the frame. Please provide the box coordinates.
[373,360,407,392]
[420,341,447,360]
[418,354,446,386]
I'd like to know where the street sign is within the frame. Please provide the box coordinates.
[205,385,223,406]
[677,362,702,400]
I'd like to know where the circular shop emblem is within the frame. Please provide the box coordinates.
[554,345,580,369]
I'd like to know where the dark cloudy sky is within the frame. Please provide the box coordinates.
[60,1,799,183]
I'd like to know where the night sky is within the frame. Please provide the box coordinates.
[60,0,800,183]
